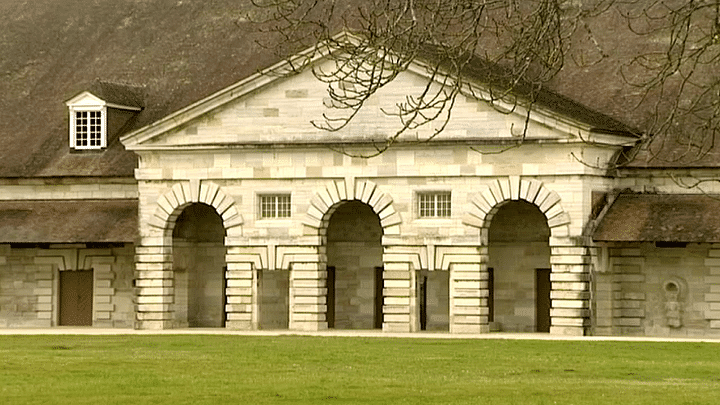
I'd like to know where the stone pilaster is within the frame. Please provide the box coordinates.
[549,242,591,336]
[134,244,174,329]
[381,261,416,332]
[449,264,489,334]
[289,261,328,331]
[444,246,488,334]
[34,267,54,324]
[704,246,720,329]
[224,261,255,329]
[223,245,268,330]
[92,261,115,327]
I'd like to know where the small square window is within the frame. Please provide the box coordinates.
[418,192,451,218]
[260,194,291,219]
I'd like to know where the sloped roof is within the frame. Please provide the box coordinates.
[0,199,138,243]
[417,44,637,135]
[0,0,702,178]
[593,194,720,243]
[77,80,145,109]
[0,0,280,177]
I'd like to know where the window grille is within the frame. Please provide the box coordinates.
[73,110,103,149]
[260,194,291,218]
[418,192,451,218]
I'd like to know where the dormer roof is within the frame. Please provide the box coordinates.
[65,81,145,111]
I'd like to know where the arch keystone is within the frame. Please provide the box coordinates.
[189,179,201,202]
[509,175,520,200]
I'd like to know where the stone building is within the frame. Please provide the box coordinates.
[2,1,720,337]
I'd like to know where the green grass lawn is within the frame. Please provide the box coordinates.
[1,335,718,404]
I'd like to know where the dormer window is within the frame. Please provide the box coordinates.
[65,81,144,150]
[71,107,106,149]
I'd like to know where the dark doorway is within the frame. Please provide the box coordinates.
[419,273,427,331]
[259,269,290,330]
[536,268,551,332]
[173,203,226,327]
[487,200,551,332]
[418,271,449,331]
[59,270,93,326]
[326,201,383,329]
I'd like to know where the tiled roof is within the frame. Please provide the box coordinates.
[0,0,279,177]
[0,199,138,243]
[593,194,720,243]
[1,0,705,177]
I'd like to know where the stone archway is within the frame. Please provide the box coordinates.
[302,179,401,236]
[289,179,408,332]
[325,201,383,329]
[463,177,570,238]
[487,200,551,332]
[463,177,590,335]
[134,180,244,330]
[172,203,226,328]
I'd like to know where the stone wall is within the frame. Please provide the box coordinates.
[132,160,598,333]
[594,243,720,337]
[489,242,550,332]
[259,270,289,329]
[173,242,226,327]
[0,244,135,327]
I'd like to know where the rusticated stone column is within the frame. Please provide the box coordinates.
[134,244,174,329]
[549,242,591,336]
[289,260,328,331]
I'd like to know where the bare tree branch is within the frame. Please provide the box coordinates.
[618,0,720,165]
[250,0,612,157]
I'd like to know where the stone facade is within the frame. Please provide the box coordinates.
[0,244,135,328]
[592,243,720,337]
[4,42,720,338]
[0,180,137,327]
[112,58,629,336]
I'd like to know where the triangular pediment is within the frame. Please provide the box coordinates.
[121,34,635,151]
[66,91,106,108]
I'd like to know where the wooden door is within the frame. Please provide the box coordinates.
[374,267,384,329]
[221,266,228,328]
[418,273,427,331]
[536,268,551,332]
[59,270,93,326]
[326,266,335,328]
[487,267,494,323]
